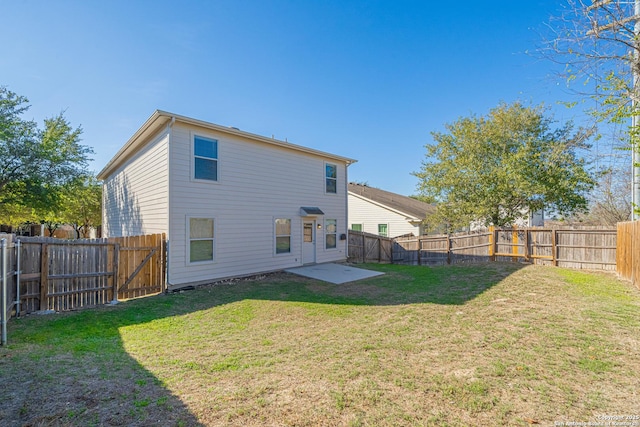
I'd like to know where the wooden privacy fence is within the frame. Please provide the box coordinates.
[617,221,639,289]
[394,231,492,265]
[490,227,617,270]
[348,231,393,263]
[1,233,165,317]
[349,227,617,271]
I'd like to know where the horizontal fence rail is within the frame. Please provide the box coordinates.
[0,233,166,319]
[348,231,394,263]
[349,227,618,271]
[491,228,617,270]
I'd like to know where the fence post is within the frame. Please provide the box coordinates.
[488,226,495,262]
[1,239,7,346]
[15,240,21,317]
[40,243,48,311]
[523,229,530,262]
[551,230,558,267]
[362,233,365,263]
[633,222,638,288]
[417,237,422,266]
[112,243,119,303]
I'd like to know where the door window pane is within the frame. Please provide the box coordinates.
[303,223,313,243]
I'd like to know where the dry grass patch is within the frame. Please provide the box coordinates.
[1,263,639,426]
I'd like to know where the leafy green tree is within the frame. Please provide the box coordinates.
[0,198,38,228]
[61,176,102,238]
[413,102,596,229]
[0,86,92,224]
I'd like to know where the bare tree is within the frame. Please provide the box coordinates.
[541,0,640,219]
[577,163,632,224]
[544,1,637,108]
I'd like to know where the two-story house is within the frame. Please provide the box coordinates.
[97,111,356,289]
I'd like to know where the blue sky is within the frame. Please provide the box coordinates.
[1,1,577,196]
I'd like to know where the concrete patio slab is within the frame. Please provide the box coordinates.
[285,263,384,284]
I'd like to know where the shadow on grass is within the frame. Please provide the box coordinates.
[278,261,527,306]
[0,261,524,426]
[0,302,205,426]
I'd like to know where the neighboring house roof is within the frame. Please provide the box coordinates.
[97,110,357,180]
[348,183,435,221]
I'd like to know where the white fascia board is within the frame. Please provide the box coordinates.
[98,110,357,181]
[348,191,421,222]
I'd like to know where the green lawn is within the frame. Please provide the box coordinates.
[1,263,639,426]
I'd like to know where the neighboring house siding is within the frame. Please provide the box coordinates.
[348,193,420,237]
[167,123,348,286]
[470,209,545,231]
[102,129,169,237]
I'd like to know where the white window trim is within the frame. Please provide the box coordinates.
[274,217,292,256]
[378,223,389,238]
[190,131,221,184]
[325,162,337,194]
[186,216,216,265]
[325,218,338,250]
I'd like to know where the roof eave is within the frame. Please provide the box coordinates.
[97,110,171,180]
[97,110,357,181]
[348,191,423,221]
[160,111,358,165]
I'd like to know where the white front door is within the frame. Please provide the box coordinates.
[302,220,316,264]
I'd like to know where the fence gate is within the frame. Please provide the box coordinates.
[348,231,393,263]
[110,234,166,300]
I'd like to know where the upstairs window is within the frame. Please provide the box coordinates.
[194,135,218,181]
[325,163,337,193]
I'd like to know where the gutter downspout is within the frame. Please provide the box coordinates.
[165,116,175,291]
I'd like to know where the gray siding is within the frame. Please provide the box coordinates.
[102,129,169,237]
[167,124,348,286]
